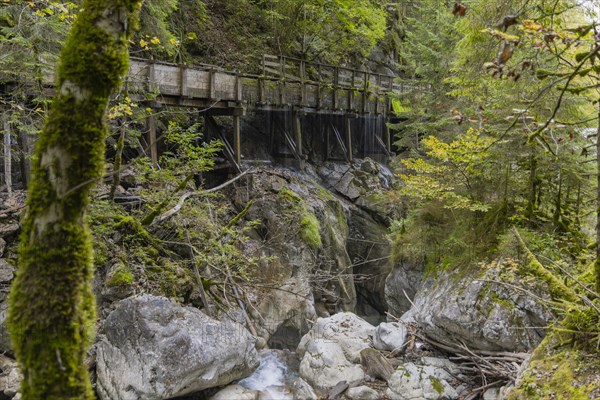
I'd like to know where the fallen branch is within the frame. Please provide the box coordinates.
[151,169,252,225]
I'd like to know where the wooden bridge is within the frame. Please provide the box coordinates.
[2,55,410,178]
[125,55,408,172]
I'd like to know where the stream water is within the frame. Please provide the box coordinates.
[238,350,299,399]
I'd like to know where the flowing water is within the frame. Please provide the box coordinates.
[238,350,299,399]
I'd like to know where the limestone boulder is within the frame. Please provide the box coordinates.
[400,263,552,352]
[373,321,408,353]
[297,313,374,389]
[386,358,461,400]
[96,295,259,400]
[385,261,424,318]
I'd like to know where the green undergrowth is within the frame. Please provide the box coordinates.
[278,185,323,250]
[88,187,259,305]
[106,265,134,287]
[507,334,600,399]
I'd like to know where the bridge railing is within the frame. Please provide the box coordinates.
[261,54,401,93]
[125,57,412,113]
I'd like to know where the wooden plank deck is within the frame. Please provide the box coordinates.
[125,55,410,115]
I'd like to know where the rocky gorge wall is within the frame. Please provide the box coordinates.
[0,157,570,399]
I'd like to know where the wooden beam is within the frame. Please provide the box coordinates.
[205,116,241,174]
[147,113,158,168]
[344,115,353,163]
[293,111,303,157]
[384,119,391,153]
[233,114,241,166]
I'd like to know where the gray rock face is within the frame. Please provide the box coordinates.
[297,313,374,389]
[96,295,259,400]
[386,358,461,400]
[401,265,552,352]
[385,261,424,318]
[231,169,358,346]
[373,321,408,353]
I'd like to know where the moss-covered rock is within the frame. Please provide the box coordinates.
[505,334,600,399]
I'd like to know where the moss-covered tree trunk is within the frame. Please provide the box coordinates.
[596,102,600,294]
[7,1,140,398]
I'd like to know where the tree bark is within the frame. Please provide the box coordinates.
[596,102,600,294]
[7,1,140,398]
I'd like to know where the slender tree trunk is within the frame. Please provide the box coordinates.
[525,151,537,225]
[7,1,140,398]
[596,102,600,294]
[17,127,31,188]
[2,113,11,195]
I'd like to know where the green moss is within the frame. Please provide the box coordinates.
[490,291,515,311]
[7,1,141,398]
[512,228,578,303]
[508,336,598,399]
[428,376,444,394]
[278,186,302,205]
[146,261,194,300]
[300,211,322,250]
[106,265,134,287]
[314,184,335,201]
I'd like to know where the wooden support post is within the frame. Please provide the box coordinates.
[147,112,158,169]
[300,60,306,106]
[333,67,339,109]
[344,115,353,163]
[233,114,241,166]
[258,78,265,104]
[2,113,11,194]
[362,71,368,114]
[384,119,391,154]
[348,70,355,111]
[293,111,303,158]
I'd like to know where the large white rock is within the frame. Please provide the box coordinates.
[373,322,408,352]
[96,295,259,400]
[297,313,374,389]
[386,358,460,400]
